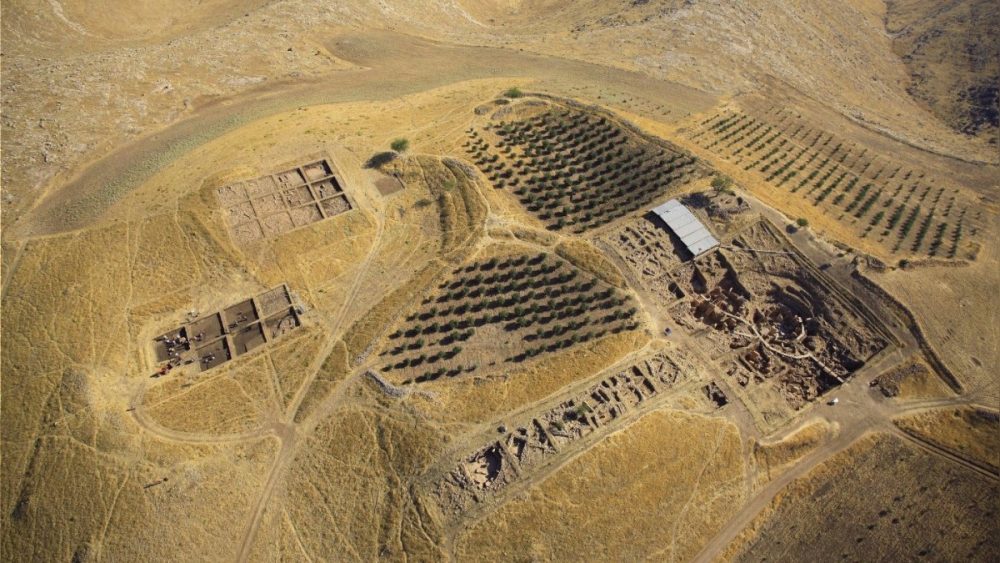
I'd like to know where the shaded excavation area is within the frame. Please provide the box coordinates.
[666,220,893,418]
[670,220,894,425]
[153,285,302,374]
[607,214,893,430]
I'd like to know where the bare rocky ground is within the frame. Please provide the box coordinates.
[4,0,997,232]
[2,2,998,561]
[886,0,1000,146]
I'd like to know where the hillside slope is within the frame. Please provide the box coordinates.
[3,0,996,235]
[886,0,1000,145]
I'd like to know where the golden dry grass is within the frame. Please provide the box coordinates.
[894,406,1000,473]
[142,354,279,435]
[1,86,509,561]
[268,327,328,411]
[291,339,350,425]
[751,418,836,486]
[411,329,649,425]
[2,224,133,517]
[453,409,746,561]
[2,432,279,561]
[555,238,628,289]
[341,260,445,363]
[726,432,1000,561]
[258,402,450,560]
[875,248,1000,403]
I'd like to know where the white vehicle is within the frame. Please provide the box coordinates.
[828,397,839,406]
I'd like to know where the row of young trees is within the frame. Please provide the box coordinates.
[467,108,698,232]
[382,252,641,381]
[695,110,972,257]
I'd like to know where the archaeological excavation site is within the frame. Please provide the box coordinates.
[2,4,997,560]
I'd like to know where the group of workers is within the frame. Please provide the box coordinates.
[153,330,213,377]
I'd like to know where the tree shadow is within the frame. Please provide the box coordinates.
[364,151,397,169]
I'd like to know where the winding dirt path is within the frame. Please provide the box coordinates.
[15,29,713,239]
[234,201,388,561]
[691,376,993,562]
[85,43,989,559]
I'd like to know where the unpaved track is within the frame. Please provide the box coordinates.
[86,41,990,558]
[691,375,991,562]
[130,402,276,445]
[127,199,389,562]
[235,423,299,562]
[692,420,878,563]
[892,424,999,481]
[17,29,713,238]
[236,202,387,562]
[285,205,387,417]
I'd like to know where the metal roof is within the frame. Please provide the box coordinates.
[651,199,719,257]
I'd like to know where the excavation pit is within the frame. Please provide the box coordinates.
[216,157,355,244]
[189,313,225,343]
[375,176,405,196]
[196,338,232,370]
[290,204,323,227]
[233,323,267,356]
[223,299,259,331]
[265,308,301,339]
[151,285,302,374]
[282,186,313,207]
[257,285,294,316]
[303,160,333,181]
[313,177,343,199]
[667,220,892,422]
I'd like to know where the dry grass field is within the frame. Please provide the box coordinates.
[874,242,1000,403]
[751,418,837,487]
[873,359,954,400]
[895,406,1000,473]
[726,433,999,561]
[2,2,998,561]
[453,410,746,562]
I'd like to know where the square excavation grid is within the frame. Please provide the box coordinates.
[153,285,301,374]
[217,158,354,244]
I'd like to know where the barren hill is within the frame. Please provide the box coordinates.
[886,0,1000,145]
[1,2,997,562]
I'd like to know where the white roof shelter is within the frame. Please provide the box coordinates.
[651,199,719,257]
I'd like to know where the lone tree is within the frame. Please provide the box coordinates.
[390,138,410,152]
[796,217,809,228]
[710,175,734,193]
[504,87,524,99]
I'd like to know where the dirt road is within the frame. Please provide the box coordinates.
[95,35,992,558]
[691,368,993,562]
[17,29,713,238]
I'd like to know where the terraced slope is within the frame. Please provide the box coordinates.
[686,106,985,259]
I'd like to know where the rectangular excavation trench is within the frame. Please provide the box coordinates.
[152,284,302,374]
[216,157,355,244]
